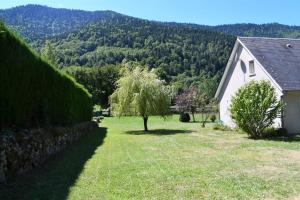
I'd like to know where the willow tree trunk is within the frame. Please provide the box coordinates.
[143,116,148,131]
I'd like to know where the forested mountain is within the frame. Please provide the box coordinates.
[210,23,300,38]
[0,5,235,96]
[167,23,300,38]
[51,16,235,98]
[2,4,300,105]
[0,5,117,45]
[2,5,300,45]
[49,15,234,77]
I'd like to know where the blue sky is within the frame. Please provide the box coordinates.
[1,0,299,25]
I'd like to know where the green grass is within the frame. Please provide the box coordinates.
[1,116,300,200]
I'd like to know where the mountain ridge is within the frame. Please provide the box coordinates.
[0,4,120,44]
[1,4,300,98]
[1,4,300,42]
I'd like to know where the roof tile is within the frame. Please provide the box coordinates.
[239,37,300,91]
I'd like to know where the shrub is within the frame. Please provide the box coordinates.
[210,114,216,122]
[262,127,288,138]
[261,127,276,138]
[0,23,93,130]
[230,81,283,138]
[277,128,288,136]
[179,113,190,122]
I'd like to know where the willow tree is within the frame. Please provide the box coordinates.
[110,63,171,131]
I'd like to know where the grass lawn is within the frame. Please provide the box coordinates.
[1,115,300,200]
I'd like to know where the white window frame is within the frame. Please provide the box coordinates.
[249,60,255,76]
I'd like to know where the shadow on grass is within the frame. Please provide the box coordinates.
[126,129,191,135]
[0,127,107,200]
[260,135,300,142]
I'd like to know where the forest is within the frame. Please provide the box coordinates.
[2,5,300,106]
[45,15,235,98]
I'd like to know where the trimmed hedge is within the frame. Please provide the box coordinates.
[0,23,93,130]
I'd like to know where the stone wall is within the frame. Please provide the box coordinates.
[0,121,98,183]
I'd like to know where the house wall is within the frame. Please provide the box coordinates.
[282,91,300,133]
[219,44,283,128]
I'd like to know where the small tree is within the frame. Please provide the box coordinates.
[198,94,211,127]
[110,63,171,131]
[41,40,56,65]
[175,87,199,122]
[175,87,211,125]
[230,81,283,138]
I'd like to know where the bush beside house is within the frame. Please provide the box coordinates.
[230,81,283,138]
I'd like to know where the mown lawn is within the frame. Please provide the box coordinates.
[1,116,300,200]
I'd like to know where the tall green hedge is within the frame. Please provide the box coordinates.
[0,23,93,130]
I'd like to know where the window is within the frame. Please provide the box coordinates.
[235,52,238,62]
[249,60,255,76]
[240,60,247,82]
[240,60,246,74]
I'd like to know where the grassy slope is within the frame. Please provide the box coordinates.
[1,116,300,199]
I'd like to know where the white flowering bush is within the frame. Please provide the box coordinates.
[230,81,283,138]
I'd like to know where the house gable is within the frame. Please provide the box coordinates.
[215,37,300,133]
[215,38,283,101]
[216,39,283,127]
[238,37,300,91]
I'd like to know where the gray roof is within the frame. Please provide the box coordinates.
[239,37,300,91]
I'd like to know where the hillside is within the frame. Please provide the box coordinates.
[3,5,300,100]
[0,5,236,95]
[50,15,234,75]
[0,5,117,46]
[166,22,300,39]
[211,23,300,38]
[2,5,300,43]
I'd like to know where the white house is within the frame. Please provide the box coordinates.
[215,37,300,134]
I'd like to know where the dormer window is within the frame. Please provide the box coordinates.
[249,60,255,76]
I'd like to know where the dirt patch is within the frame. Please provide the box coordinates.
[243,165,284,177]
[289,194,300,200]
[245,147,300,164]
[144,147,160,151]
[214,138,245,145]
[190,131,247,149]
[286,150,300,161]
